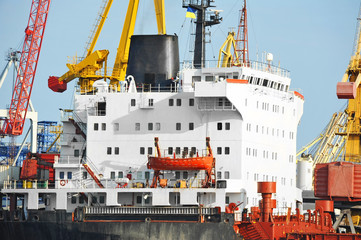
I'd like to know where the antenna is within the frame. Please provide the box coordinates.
[234,0,249,66]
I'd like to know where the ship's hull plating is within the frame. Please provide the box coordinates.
[0,211,240,240]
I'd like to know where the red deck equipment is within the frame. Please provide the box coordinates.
[147,137,215,188]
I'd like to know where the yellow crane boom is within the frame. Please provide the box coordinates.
[217,31,240,68]
[335,13,361,162]
[49,0,166,93]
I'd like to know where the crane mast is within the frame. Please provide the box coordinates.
[0,0,51,136]
[234,0,249,66]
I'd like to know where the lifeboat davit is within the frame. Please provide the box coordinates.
[147,137,215,188]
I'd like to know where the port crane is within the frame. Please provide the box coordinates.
[49,0,166,93]
[0,0,50,166]
[335,11,361,162]
[0,0,50,137]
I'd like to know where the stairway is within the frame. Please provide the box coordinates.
[69,111,87,140]
[82,157,104,188]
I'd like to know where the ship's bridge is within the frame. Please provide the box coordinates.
[180,60,291,93]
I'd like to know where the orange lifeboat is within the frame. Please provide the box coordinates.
[147,137,215,188]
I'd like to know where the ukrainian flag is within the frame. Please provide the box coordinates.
[186,7,196,19]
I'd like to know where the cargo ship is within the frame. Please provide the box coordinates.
[0,0,306,239]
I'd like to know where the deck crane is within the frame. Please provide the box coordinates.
[335,10,361,162]
[217,31,240,68]
[0,0,51,137]
[49,0,166,93]
[217,0,248,68]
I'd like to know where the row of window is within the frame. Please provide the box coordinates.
[138,146,231,156]
[168,98,195,107]
[59,171,72,179]
[130,98,196,108]
[61,169,233,182]
[257,102,284,114]
[246,75,289,92]
[245,148,284,161]
[217,122,231,131]
[94,123,106,131]
[130,98,154,107]
[134,122,195,131]
[217,171,230,179]
[71,195,105,204]
[252,173,292,186]
[94,121,198,132]
[245,100,296,118]
[245,123,295,140]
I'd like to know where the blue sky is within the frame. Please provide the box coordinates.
[0,0,359,150]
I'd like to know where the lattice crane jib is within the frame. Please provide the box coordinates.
[0,0,51,136]
[336,7,361,162]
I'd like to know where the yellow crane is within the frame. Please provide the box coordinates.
[49,0,166,93]
[217,31,240,68]
[336,14,361,162]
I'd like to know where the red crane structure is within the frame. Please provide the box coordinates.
[0,0,51,136]
[234,0,249,66]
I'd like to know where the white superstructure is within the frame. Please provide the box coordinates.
[2,60,304,215]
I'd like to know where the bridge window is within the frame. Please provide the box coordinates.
[94,123,99,131]
[59,172,64,179]
[217,147,222,155]
[168,147,173,155]
[193,76,202,82]
[135,123,140,131]
[140,147,145,155]
[189,98,194,106]
[263,79,268,87]
[169,99,174,106]
[205,76,213,82]
[176,147,181,155]
[74,149,79,157]
[97,102,106,116]
[107,147,112,155]
[131,99,136,106]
